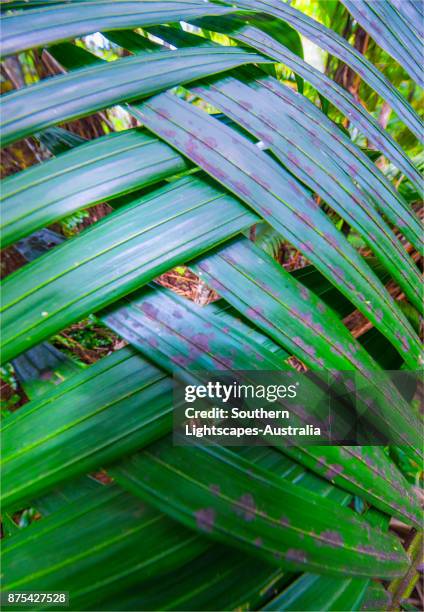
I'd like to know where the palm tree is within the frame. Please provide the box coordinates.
[1,1,422,609]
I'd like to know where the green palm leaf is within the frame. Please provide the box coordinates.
[133,94,421,367]
[1,176,257,363]
[1,1,422,608]
[1,46,271,146]
[2,484,207,609]
[193,14,422,188]
[0,0,237,57]
[233,0,423,139]
[112,440,408,577]
[1,129,189,246]
[341,0,423,86]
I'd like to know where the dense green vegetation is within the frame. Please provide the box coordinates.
[0,1,422,610]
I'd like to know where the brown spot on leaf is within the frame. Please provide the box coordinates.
[233,493,256,521]
[285,548,308,563]
[325,464,344,479]
[195,507,216,533]
[141,302,159,320]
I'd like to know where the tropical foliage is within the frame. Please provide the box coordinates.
[0,0,422,610]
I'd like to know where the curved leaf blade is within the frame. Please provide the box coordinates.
[263,573,368,611]
[246,73,423,255]
[1,485,206,609]
[136,21,422,254]
[102,282,422,524]
[193,15,421,189]
[1,46,270,146]
[0,0,236,57]
[1,176,257,363]
[194,238,385,372]
[133,92,421,368]
[102,285,288,375]
[112,439,409,578]
[233,0,423,137]
[191,72,422,311]
[190,238,421,453]
[1,348,172,509]
[1,128,189,246]
[341,0,423,86]
[135,23,423,254]
[280,445,422,529]
[103,546,288,612]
